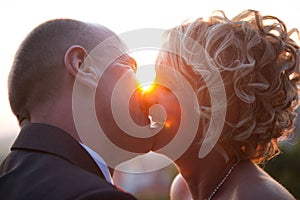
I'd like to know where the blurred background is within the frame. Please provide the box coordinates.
[0,0,299,199]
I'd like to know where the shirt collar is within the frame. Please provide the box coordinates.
[80,143,113,184]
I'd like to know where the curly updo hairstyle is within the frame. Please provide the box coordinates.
[159,10,300,163]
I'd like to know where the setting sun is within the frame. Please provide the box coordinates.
[140,82,154,93]
[130,49,157,88]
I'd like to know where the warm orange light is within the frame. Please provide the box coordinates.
[164,120,171,129]
[140,82,154,93]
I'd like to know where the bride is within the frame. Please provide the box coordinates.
[145,10,298,199]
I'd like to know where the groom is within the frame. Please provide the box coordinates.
[0,19,154,199]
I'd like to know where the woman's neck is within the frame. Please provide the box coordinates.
[175,149,238,200]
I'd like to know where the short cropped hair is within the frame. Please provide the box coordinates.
[8,19,112,125]
[158,10,300,163]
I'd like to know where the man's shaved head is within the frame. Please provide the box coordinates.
[8,19,115,124]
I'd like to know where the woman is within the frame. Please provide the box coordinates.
[146,10,299,199]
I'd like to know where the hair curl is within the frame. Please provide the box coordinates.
[159,10,300,163]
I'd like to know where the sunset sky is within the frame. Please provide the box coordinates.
[0,0,299,140]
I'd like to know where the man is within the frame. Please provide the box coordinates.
[0,19,153,199]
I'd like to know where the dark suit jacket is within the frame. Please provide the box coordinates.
[0,123,137,200]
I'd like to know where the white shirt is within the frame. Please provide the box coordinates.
[80,143,113,184]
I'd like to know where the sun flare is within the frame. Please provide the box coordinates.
[130,49,157,91]
[140,82,154,93]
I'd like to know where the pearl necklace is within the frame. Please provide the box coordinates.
[206,160,240,200]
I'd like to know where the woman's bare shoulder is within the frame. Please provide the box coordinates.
[232,161,295,200]
[170,173,192,200]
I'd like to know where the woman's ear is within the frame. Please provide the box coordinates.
[64,45,98,89]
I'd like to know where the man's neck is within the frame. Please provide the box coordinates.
[30,98,80,142]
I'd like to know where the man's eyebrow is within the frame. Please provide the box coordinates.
[118,54,137,73]
[129,56,137,72]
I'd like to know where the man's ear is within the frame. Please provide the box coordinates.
[64,45,98,89]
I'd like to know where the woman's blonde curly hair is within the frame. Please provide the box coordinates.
[159,10,300,163]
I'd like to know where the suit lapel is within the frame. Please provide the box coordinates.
[12,123,106,180]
